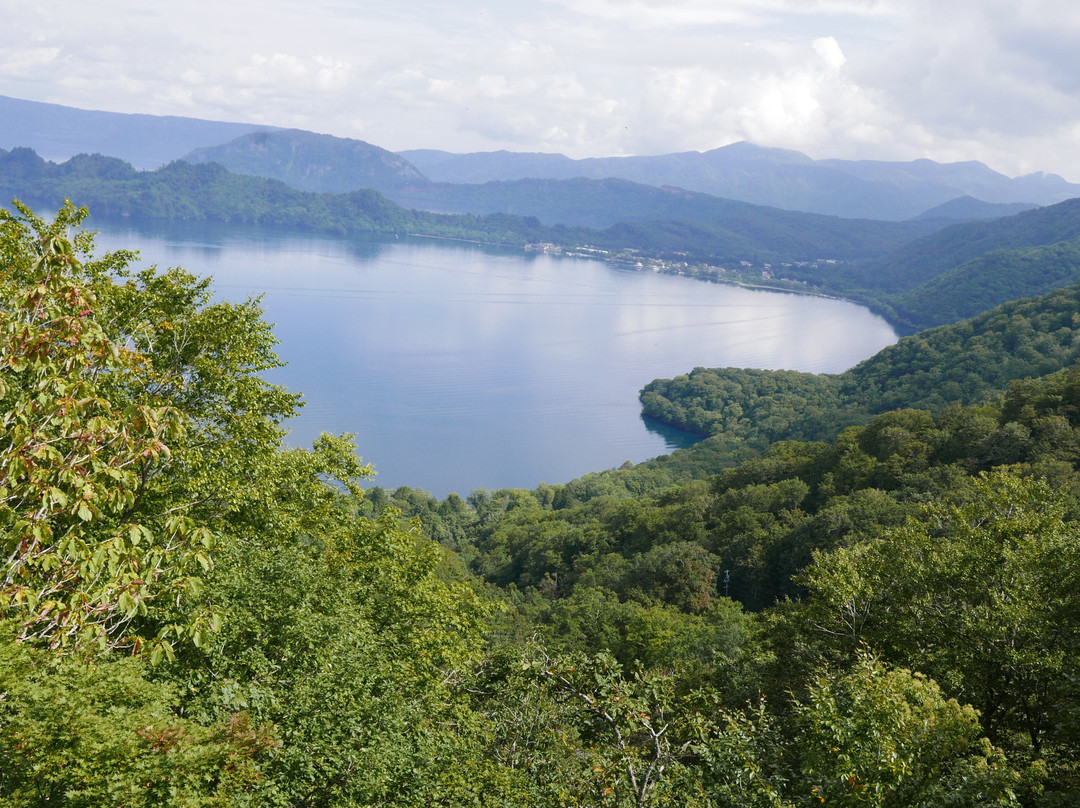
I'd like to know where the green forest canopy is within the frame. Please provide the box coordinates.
[2,202,1080,805]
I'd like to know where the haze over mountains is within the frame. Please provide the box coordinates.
[1,93,1072,224]
[0,94,279,170]
[7,91,1080,338]
[398,143,1076,220]
[191,130,1062,222]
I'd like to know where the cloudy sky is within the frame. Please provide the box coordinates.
[3,0,1079,179]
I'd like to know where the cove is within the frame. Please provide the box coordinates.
[91,220,899,497]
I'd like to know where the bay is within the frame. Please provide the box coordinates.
[91,221,898,497]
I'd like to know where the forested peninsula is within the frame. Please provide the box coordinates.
[641,281,1080,441]
[4,187,1080,806]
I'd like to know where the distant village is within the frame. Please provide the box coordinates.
[525,241,843,296]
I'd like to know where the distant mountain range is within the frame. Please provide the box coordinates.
[0,146,942,265]
[5,143,1080,336]
[188,130,1054,225]
[400,143,1079,220]
[909,196,1039,222]
[6,92,1080,332]
[2,94,1075,224]
[0,94,276,170]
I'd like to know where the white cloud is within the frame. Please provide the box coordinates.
[0,48,62,76]
[813,36,846,70]
[540,0,777,28]
[0,0,1078,179]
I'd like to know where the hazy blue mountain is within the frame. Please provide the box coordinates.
[388,176,944,247]
[0,93,275,169]
[400,143,813,184]
[397,149,585,182]
[397,144,925,220]
[865,198,1080,294]
[388,176,821,228]
[400,142,1080,220]
[5,94,1077,223]
[820,157,1079,206]
[183,129,427,194]
[909,195,1040,222]
[176,132,917,230]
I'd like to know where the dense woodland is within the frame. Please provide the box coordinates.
[3,197,1080,806]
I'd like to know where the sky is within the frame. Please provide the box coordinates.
[3,0,1080,180]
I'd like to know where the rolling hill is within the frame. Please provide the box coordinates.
[183,129,427,195]
[5,94,1076,223]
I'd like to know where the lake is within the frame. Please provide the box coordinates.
[91,221,898,497]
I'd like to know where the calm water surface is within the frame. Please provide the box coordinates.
[93,222,898,496]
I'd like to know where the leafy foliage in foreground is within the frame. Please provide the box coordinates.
[0,203,504,804]
[0,633,275,806]
[0,203,205,654]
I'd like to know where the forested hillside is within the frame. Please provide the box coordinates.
[886,236,1080,329]
[0,147,558,244]
[4,203,1079,805]
[641,280,1080,441]
[864,198,1080,294]
[184,129,427,194]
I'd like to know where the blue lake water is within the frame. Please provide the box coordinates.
[91,221,898,497]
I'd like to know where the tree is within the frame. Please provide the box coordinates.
[702,653,1018,808]
[0,628,275,806]
[0,201,210,654]
[798,471,1080,798]
[517,647,715,808]
[172,497,510,807]
[2,202,518,805]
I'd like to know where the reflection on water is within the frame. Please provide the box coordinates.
[641,416,702,451]
[89,219,898,497]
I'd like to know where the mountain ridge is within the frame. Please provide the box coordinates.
[3,93,1076,223]
[183,129,426,194]
[0,94,276,170]
[400,142,1080,220]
